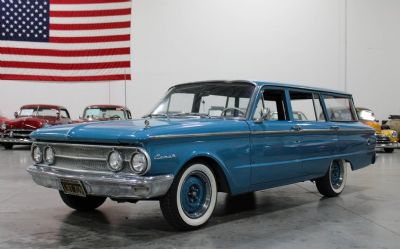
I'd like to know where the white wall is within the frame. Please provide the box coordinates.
[0,0,398,121]
[347,0,400,121]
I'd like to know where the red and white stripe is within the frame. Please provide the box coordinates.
[0,0,131,82]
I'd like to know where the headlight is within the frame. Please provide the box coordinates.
[107,150,124,172]
[392,131,398,137]
[130,150,150,175]
[44,146,55,165]
[31,145,42,163]
[0,123,6,130]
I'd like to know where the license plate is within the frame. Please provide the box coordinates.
[60,179,86,197]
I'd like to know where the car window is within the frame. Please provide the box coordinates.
[324,95,357,121]
[19,108,35,117]
[60,110,70,119]
[254,89,288,121]
[37,108,60,117]
[167,93,195,114]
[152,83,255,118]
[289,91,325,122]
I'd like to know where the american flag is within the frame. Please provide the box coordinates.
[0,0,131,82]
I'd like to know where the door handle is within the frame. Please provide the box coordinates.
[291,126,302,131]
[330,126,340,131]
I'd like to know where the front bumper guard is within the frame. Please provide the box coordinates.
[27,165,174,199]
[0,137,32,144]
[375,142,398,149]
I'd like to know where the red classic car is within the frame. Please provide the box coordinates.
[76,105,132,122]
[0,104,72,149]
[0,116,8,124]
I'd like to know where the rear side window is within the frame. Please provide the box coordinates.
[289,91,325,122]
[324,95,357,121]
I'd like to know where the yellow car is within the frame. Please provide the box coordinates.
[356,107,398,153]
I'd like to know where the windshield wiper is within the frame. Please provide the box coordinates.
[170,113,211,118]
[143,113,170,119]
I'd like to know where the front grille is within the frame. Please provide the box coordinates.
[34,142,142,174]
[3,129,33,138]
[376,135,391,144]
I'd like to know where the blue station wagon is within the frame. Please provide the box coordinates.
[27,80,376,230]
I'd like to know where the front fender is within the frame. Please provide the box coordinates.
[145,136,252,195]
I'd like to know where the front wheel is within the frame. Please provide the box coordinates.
[59,191,106,211]
[160,162,217,231]
[316,160,347,197]
[384,148,394,153]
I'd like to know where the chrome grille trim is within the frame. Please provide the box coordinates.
[32,142,146,174]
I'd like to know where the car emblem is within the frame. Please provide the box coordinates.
[9,131,13,137]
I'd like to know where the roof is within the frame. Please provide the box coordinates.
[85,104,127,109]
[172,80,351,96]
[20,104,67,110]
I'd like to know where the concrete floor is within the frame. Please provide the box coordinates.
[0,147,399,249]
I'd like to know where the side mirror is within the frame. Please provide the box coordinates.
[79,116,83,120]
[14,111,18,118]
[255,108,271,123]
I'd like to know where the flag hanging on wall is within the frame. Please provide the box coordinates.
[0,0,131,82]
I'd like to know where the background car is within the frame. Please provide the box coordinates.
[0,116,8,124]
[0,104,72,150]
[356,107,398,153]
[385,115,400,139]
[75,105,132,123]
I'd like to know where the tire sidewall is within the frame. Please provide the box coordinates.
[329,160,347,194]
[176,163,217,227]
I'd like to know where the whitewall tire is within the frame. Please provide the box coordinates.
[160,163,217,231]
[316,160,348,197]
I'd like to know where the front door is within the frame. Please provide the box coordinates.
[249,88,303,185]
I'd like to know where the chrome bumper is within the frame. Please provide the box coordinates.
[27,165,174,199]
[375,142,398,149]
[0,137,32,144]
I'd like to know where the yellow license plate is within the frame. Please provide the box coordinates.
[60,179,86,197]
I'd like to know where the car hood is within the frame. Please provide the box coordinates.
[4,117,50,130]
[30,118,249,144]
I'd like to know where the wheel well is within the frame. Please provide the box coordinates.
[183,156,231,194]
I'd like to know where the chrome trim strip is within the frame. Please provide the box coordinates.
[56,154,106,161]
[149,131,251,140]
[34,142,140,150]
[149,129,373,139]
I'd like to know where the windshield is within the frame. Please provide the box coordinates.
[357,109,375,121]
[19,108,68,118]
[151,83,255,118]
[83,108,126,120]
[19,108,35,117]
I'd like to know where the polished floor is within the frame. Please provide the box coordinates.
[0,146,399,249]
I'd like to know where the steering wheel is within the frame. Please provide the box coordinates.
[110,115,121,120]
[220,107,245,117]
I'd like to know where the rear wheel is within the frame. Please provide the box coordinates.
[59,191,106,211]
[316,160,347,197]
[4,144,13,150]
[384,148,394,153]
[160,162,217,231]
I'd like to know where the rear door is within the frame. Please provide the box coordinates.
[288,90,338,177]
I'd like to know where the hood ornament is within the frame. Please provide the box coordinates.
[144,119,150,128]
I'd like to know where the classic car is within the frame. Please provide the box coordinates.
[356,107,398,153]
[27,81,375,230]
[0,104,72,149]
[0,116,8,124]
[386,115,400,139]
[75,105,132,122]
